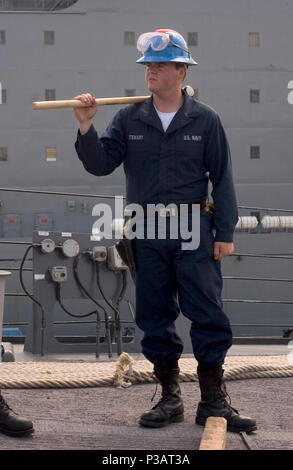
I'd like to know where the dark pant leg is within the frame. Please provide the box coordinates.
[132,236,183,366]
[173,209,233,367]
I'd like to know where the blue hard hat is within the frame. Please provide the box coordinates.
[136,29,197,66]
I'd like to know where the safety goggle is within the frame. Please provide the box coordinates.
[137,32,189,54]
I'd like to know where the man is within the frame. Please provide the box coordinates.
[74,29,256,433]
[0,389,34,437]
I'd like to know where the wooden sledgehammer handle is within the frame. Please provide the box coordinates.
[31,96,150,110]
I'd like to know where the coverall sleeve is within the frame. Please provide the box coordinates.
[203,112,239,243]
[74,109,126,176]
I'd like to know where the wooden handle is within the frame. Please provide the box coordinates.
[31,95,150,110]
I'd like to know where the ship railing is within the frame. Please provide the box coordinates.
[0,0,76,11]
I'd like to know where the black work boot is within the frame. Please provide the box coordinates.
[139,361,184,428]
[195,366,257,433]
[0,390,34,437]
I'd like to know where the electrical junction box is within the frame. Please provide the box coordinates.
[49,266,67,283]
[107,245,128,271]
[25,231,147,356]
[92,246,107,262]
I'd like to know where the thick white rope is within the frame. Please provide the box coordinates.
[0,353,292,389]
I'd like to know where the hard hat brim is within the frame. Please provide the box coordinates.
[136,55,197,65]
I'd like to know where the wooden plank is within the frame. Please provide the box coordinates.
[199,417,227,450]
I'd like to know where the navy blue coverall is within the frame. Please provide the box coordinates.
[75,91,239,368]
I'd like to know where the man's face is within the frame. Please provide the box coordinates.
[145,62,185,94]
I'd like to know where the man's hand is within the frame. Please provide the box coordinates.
[214,241,234,261]
[73,93,98,134]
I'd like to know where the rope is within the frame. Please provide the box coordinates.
[113,352,134,388]
[0,353,292,389]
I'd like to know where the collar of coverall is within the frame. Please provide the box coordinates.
[133,89,202,135]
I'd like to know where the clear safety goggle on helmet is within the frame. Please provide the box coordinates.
[137,32,189,54]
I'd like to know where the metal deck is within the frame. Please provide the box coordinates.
[0,345,292,451]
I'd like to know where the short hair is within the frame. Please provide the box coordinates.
[174,63,188,81]
[174,63,188,69]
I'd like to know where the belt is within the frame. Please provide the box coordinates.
[141,200,207,217]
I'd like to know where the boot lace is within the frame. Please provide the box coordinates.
[0,393,11,412]
[151,382,159,403]
[217,378,239,414]
[150,373,175,409]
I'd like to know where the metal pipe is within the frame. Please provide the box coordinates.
[53,320,134,325]
[238,205,293,213]
[0,267,32,271]
[0,187,122,200]
[5,293,30,297]
[223,276,293,282]
[232,253,293,260]
[223,299,293,304]
[231,323,293,327]
[2,320,134,330]
[0,241,35,246]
